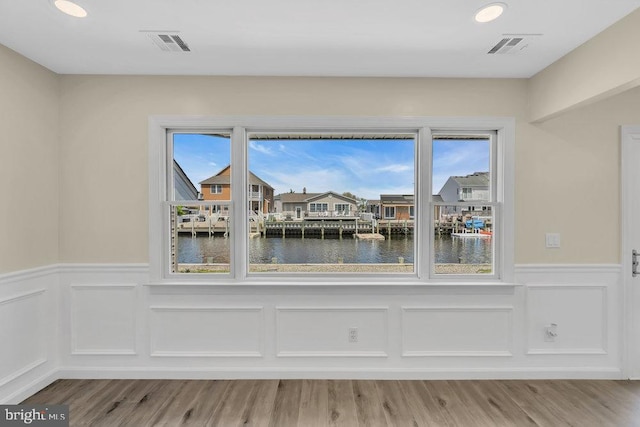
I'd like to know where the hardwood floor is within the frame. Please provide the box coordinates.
[22,379,640,426]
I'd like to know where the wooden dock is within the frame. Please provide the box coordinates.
[175,217,488,238]
[264,218,374,238]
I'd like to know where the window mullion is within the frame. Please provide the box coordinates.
[418,126,432,280]
[231,126,247,280]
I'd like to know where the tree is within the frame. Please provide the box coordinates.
[342,191,357,200]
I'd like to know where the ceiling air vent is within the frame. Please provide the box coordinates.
[144,32,191,52]
[487,34,540,55]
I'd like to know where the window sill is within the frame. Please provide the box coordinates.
[145,279,519,288]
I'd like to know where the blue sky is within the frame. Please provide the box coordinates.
[174,134,489,200]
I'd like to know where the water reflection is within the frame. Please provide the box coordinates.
[178,235,491,265]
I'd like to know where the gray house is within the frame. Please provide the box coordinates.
[276,190,357,219]
[438,172,490,215]
[173,160,198,201]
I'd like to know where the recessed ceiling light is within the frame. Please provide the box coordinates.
[54,0,87,18]
[475,3,507,23]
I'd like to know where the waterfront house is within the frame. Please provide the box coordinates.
[199,165,274,215]
[438,172,490,215]
[276,190,357,219]
[380,194,414,220]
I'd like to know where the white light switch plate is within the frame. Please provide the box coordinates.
[546,233,561,248]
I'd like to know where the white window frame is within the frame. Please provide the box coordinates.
[384,206,396,219]
[309,202,328,213]
[210,184,222,194]
[148,116,515,285]
[335,203,350,213]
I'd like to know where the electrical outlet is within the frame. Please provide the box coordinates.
[348,327,358,343]
[544,323,558,342]
[546,233,561,248]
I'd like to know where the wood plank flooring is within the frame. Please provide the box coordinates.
[22,379,640,426]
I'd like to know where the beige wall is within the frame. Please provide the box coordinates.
[519,86,640,263]
[56,75,631,265]
[0,45,59,274]
[58,76,532,264]
[529,8,640,123]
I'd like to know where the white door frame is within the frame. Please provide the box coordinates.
[622,125,640,378]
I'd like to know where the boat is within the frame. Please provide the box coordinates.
[452,231,491,238]
[464,218,485,229]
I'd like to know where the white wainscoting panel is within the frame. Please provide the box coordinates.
[0,289,47,386]
[526,284,607,355]
[150,306,264,357]
[276,307,388,357]
[71,285,137,355]
[0,266,58,404]
[1,262,626,403]
[401,306,513,357]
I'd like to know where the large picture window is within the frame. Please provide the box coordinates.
[149,116,514,284]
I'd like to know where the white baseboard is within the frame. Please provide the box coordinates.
[56,366,623,381]
[1,370,59,405]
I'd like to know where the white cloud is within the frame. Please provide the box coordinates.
[375,164,413,173]
[249,141,275,156]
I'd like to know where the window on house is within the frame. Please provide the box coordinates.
[461,187,472,199]
[150,117,513,283]
[309,203,329,213]
[384,206,396,219]
[335,203,350,214]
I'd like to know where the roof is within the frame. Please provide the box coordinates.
[199,165,273,189]
[277,192,322,203]
[305,191,357,204]
[380,194,414,204]
[451,172,489,187]
[277,191,357,204]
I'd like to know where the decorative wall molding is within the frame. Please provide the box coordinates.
[525,284,609,356]
[58,263,150,275]
[149,306,264,357]
[0,265,57,286]
[276,307,389,358]
[515,264,621,276]
[401,306,513,357]
[0,288,46,306]
[0,262,625,403]
[70,284,138,356]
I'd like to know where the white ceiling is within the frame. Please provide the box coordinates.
[1,0,639,78]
